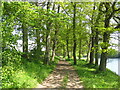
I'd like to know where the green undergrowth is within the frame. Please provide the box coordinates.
[2,50,59,88]
[60,73,68,88]
[2,60,58,88]
[68,59,119,88]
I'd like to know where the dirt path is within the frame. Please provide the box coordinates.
[36,60,83,88]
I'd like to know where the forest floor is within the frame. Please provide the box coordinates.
[36,60,83,88]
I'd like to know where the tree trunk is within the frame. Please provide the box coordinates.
[89,28,95,64]
[87,39,91,62]
[51,30,57,61]
[79,39,82,60]
[66,25,70,59]
[66,39,70,59]
[94,3,103,66]
[73,3,77,65]
[44,33,50,64]
[44,1,51,65]
[99,2,111,71]
[22,24,28,59]
[89,3,95,64]
[99,32,109,71]
[36,29,41,59]
[63,45,66,58]
[51,4,60,61]
[95,29,99,65]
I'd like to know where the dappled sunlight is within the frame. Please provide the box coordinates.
[70,60,119,88]
[36,60,83,88]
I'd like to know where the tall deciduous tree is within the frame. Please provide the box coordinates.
[22,23,28,58]
[99,1,120,71]
[73,3,77,65]
[89,3,95,64]
[51,4,60,61]
[44,1,51,65]
[66,25,70,59]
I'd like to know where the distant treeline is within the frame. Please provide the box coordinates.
[107,48,119,58]
[94,48,119,58]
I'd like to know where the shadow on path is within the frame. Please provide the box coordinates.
[36,60,83,88]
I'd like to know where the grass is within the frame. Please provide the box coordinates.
[2,55,59,88]
[68,59,120,88]
[60,73,68,88]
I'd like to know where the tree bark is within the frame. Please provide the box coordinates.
[63,45,66,58]
[73,3,77,65]
[89,3,95,64]
[66,38,70,59]
[36,29,41,57]
[79,39,82,60]
[22,24,28,59]
[95,29,99,65]
[99,32,109,71]
[44,1,51,65]
[89,29,95,64]
[94,3,104,66]
[86,38,91,62]
[66,25,70,59]
[51,4,60,61]
[99,2,112,71]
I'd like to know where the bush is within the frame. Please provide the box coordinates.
[108,48,118,58]
[2,49,58,88]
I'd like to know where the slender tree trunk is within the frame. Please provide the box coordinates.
[89,3,95,64]
[34,0,41,57]
[66,25,70,59]
[95,29,99,65]
[51,4,60,61]
[66,39,70,59]
[94,3,104,66]
[36,30,41,51]
[51,30,57,61]
[44,1,51,65]
[89,28,95,64]
[63,45,66,58]
[36,29,41,58]
[73,3,77,65]
[22,24,28,59]
[70,47,73,58]
[44,31,50,64]
[51,47,55,61]
[87,38,91,62]
[79,39,82,60]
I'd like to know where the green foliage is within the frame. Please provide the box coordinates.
[108,48,118,58]
[68,60,119,88]
[1,1,119,88]
[2,59,57,88]
[2,49,58,88]
[2,49,22,66]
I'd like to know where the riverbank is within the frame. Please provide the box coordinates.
[106,58,120,76]
[68,59,120,88]
[81,57,120,76]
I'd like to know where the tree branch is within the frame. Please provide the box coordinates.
[61,6,72,18]
[99,2,106,13]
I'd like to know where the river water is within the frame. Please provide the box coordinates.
[106,58,120,76]
[81,57,120,76]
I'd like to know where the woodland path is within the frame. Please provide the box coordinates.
[36,60,83,88]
